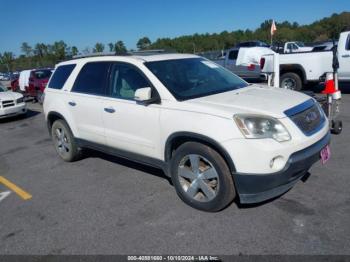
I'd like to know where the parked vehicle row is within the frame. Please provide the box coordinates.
[12,68,53,102]
[44,52,330,212]
[213,47,266,81]
[212,41,270,81]
[262,31,350,90]
[0,72,19,81]
[209,31,349,90]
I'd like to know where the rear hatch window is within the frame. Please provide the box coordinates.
[48,64,76,89]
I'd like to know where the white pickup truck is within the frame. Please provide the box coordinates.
[282,42,313,53]
[262,31,350,90]
[213,47,266,82]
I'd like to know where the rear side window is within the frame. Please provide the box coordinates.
[72,62,111,96]
[48,64,75,89]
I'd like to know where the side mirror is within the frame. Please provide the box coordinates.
[134,87,152,101]
[134,87,160,105]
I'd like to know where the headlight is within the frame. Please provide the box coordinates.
[16,97,24,104]
[234,114,291,142]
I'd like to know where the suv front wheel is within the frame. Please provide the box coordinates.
[170,142,236,212]
[51,120,82,162]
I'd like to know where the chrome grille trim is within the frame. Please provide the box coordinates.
[285,99,326,136]
[284,99,315,117]
[2,100,15,108]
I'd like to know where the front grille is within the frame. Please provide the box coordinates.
[289,103,325,136]
[2,100,15,108]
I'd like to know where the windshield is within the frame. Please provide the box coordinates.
[34,70,52,79]
[296,41,305,47]
[145,58,248,101]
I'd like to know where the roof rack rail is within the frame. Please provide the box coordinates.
[71,49,178,60]
[130,49,175,55]
[72,52,128,59]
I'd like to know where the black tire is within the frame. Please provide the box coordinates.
[331,120,343,135]
[51,120,82,162]
[170,142,236,212]
[280,72,303,91]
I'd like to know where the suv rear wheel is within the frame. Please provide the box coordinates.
[170,142,236,212]
[51,120,82,162]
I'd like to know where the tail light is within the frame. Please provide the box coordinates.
[247,64,256,71]
[260,58,266,70]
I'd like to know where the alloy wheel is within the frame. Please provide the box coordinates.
[281,78,297,90]
[54,127,71,157]
[177,154,219,202]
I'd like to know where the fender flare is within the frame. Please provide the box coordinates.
[46,111,75,137]
[164,132,236,174]
[280,64,307,84]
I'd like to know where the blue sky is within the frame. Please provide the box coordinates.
[0,0,348,55]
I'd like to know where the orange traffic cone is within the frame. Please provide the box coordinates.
[322,73,336,94]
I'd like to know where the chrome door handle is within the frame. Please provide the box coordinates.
[104,107,115,113]
[342,54,350,58]
[68,101,76,106]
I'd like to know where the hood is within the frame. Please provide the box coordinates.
[0,91,23,101]
[188,85,310,119]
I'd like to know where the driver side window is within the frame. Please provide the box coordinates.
[109,63,150,100]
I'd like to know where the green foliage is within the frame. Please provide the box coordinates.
[71,46,79,56]
[137,37,152,50]
[93,43,105,53]
[0,40,71,71]
[0,12,349,72]
[0,52,15,71]
[150,12,350,53]
[114,41,127,53]
[108,42,114,52]
[21,42,32,57]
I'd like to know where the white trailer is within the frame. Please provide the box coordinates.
[18,70,32,92]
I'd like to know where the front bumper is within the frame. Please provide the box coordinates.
[234,132,331,204]
[0,103,27,119]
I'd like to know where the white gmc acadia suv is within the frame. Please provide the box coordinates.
[43,53,330,212]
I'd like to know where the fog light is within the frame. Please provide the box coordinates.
[270,156,285,170]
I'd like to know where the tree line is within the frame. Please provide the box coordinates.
[0,12,349,72]
[149,12,350,52]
